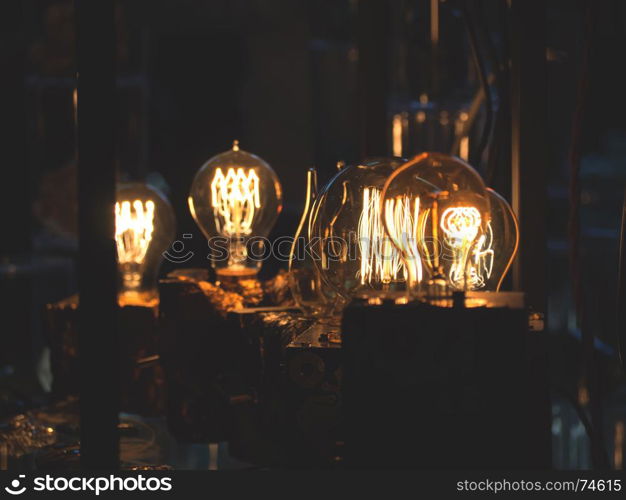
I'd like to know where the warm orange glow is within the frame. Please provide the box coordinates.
[430,0,439,45]
[384,195,423,285]
[470,222,495,289]
[392,114,403,157]
[118,290,159,308]
[459,136,469,161]
[439,206,484,289]
[210,167,260,236]
[358,187,404,285]
[115,200,155,265]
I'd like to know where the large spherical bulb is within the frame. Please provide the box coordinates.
[381,152,490,295]
[188,141,282,279]
[115,182,176,305]
[310,157,407,301]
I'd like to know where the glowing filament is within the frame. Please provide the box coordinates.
[115,200,155,265]
[440,206,486,289]
[357,187,404,285]
[384,195,423,285]
[211,167,260,236]
[469,222,494,289]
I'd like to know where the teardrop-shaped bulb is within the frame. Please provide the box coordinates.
[466,188,519,291]
[115,182,175,306]
[381,152,490,297]
[188,141,282,281]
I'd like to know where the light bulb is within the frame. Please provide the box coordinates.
[310,158,407,302]
[188,141,282,281]
[381,152,490,297]
[288,167,342,318]
[115,182,175,306]
[470,188,519,291]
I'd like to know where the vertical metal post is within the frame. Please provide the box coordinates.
[357,0,390,158]
[75,0,119,469]
[509,0,547,314]
[510,0,552,468]
[0,1,29,256]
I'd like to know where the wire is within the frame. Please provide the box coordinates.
[461,0,493,171]
[475,0,508,187]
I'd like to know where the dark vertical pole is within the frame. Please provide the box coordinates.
[618,188,626,373]
[0,1,32,372]
[0,1,29,256]
[357,0,390,158]
[510,0,551,468]
[509,0,547,314]
[75,0,119,469]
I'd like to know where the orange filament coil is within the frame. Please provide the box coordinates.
[384,195,423,284]
[115,199,155,265]
[357,187,405,285]
[210,167,260,236]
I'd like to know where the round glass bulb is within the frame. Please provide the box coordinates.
[381,152,490,296]
[310,157,407,301]
[188,141,282,280]
[115,182,175,306]
[470,188,519,291]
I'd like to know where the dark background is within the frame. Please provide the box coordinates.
[1,0,626,469]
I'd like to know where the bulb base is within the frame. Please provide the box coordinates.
[215,266,259,291]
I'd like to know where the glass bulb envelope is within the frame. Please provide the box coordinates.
[381,152,491,295]
[115,182,175,305]
[188,141,282,279]
[310,157,407,301]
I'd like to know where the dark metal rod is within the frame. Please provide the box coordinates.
[75,0,119,469]
[509,0,547,314]
[618,187,626,372]
[0,1,29,256]
[357,0,390,158]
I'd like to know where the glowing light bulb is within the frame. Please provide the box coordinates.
[310,158,407,302]
[470,188,519,291]
[383,194,424,289]
[115,182,175,306]
[189,141,282,280]
[381,152,490,297]
[439,205,483,289]
[358,187,404,286]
